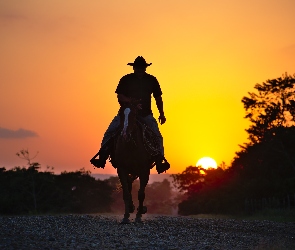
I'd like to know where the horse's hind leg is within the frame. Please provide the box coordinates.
[117,168,132,224]
[135,169,149,223]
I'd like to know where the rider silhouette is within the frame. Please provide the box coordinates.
[90,56,169,173]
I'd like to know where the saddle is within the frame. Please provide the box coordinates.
[110,119,170,173]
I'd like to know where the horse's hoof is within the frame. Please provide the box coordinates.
[120,217,131,224]
[137,206,147,214]
[135,216,143,223]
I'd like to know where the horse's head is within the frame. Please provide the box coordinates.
[120,99,141,139]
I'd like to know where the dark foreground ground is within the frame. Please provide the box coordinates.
[0,214,295,250]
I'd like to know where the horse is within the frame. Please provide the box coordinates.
[111,101,153,224]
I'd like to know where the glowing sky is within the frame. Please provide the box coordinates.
[1,0,295,174]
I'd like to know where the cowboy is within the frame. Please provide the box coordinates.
[91,56,169,173]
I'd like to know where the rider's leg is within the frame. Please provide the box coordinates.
[141,115,169,173]
[141,115,164,155]
[101,115,120,148]
[91,115,120,168]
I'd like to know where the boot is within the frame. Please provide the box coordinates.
[155,155,170,174]
[90,138,114,168]
[90,149,109,168]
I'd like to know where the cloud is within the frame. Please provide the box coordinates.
[0,127,38,139]
[0,7,28,22]
[0,13,27,21]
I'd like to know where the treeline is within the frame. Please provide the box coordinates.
[0,161,180,215]
[172,127,295,215]
[0,165,113,214]
[172,73,295,215]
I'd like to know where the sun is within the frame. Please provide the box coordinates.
[196,157,218,169]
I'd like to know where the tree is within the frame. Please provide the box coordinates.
[241,73,295,172]
[14,150,55,213]
[173,166,238,215]
[171,166,204,195]
[0,150,113,214]
[242,72,295,144]
[55,168,113,213]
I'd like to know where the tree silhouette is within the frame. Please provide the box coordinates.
[14,150,54,213]
[0,151,113,214]
[55,168,113,213]
[242,72,295,144]
[171,166,204,195]
[172,166,237,215]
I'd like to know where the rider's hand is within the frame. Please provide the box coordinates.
[158,114,166,125]
[137,103,142,110]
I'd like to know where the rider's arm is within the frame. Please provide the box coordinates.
[155,96,166,124]
[155,96,164,115]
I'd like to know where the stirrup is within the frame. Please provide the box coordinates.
[90,158,106,168]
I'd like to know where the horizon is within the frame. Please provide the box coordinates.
[91,173,174,184]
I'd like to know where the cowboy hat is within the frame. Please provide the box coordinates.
[127,56,152,67]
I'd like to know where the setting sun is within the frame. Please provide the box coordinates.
[196,157,218,169]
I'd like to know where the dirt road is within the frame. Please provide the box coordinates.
[1,214,294,249]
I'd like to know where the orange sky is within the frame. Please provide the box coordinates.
[1,0,295,174]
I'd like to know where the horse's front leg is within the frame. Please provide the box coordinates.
[117,168,132,224]
[127,176,135,213]
[135,168,149,223]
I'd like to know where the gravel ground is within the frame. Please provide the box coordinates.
[0,214,295,250]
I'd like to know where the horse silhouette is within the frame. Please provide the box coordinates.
[111,101,153,223]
